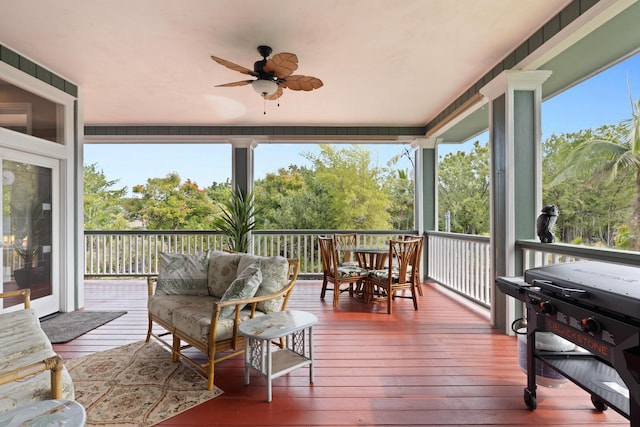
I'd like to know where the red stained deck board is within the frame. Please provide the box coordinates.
[53,279,628,426]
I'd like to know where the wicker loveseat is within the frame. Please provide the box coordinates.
[146,251,300,390]
[0,289,74,413]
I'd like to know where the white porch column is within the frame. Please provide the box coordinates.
[412,137,438,282]
[230,138,258,195]
[230,138,258,253]
[411,137,439,234]
[480,70,551,333]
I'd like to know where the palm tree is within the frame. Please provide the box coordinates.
[551,97,640,249]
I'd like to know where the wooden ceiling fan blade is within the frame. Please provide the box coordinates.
[211,55,258,76]
[283,75,323,91]
[263,52,298,79]
[215,80,253,87]
[264,86,284,101]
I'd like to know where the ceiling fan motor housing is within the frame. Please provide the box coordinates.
[253,59,271,77]
[257,45,272,58]
[254,46,275,78]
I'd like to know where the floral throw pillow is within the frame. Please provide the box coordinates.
[208,251,243,298]
[239,256,289,313]
[156,252,209,295]
[218,263,263,318]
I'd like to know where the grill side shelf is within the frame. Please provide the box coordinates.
[495,276,533,301]
[538,353,630,418]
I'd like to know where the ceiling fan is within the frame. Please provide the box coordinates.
[211,45,323,101]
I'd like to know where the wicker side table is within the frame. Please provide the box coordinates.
[238,310,318,402]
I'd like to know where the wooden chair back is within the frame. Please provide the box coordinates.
[318,236,339,277]
[333,233,358,265]
[403,234,424,287]
[390,238,422,286]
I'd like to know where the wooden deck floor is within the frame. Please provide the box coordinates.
[53,279,629,426]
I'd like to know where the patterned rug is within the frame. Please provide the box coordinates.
[65,341,223,426]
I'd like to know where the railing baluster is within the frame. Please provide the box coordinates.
[84,230,414,277]
[427,231,491,308]
[84,229,625,314]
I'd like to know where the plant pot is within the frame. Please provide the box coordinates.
[13,268,34,288]
[13,267,46,288]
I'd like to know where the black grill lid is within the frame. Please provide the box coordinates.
[524,261,640,320]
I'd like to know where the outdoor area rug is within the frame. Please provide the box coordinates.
[41,310,127,343]
[65,341,223,426]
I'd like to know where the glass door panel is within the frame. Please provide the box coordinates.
[2,159,54,310]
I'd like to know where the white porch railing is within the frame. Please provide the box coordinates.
[425,232,640,309]
[84,230,640,311]
[84,230,412,278]
[518,239,640,269]
[426,231,491,308]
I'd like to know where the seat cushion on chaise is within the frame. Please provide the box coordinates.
[0,309,74,413]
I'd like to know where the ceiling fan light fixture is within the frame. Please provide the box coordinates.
[251,79,278,97]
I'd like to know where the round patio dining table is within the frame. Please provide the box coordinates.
[354,247,388,270]
[354,248,389,303]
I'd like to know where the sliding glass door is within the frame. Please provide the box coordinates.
[2,152,59,315]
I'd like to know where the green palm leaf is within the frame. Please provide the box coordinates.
[212,188,260,253]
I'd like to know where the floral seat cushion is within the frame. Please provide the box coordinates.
[367,266,410,283]
[337,265,368,278]
[163,297,265,343]
[148,294,206,325]
[339,261,360,268]
[0,309,74,413]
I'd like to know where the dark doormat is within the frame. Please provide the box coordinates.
[40,311,127,343]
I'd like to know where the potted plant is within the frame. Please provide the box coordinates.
[13,240,40,287]
[213,188,259,253]
[12,197,46,288]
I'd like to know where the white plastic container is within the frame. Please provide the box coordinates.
[517,328,575,387]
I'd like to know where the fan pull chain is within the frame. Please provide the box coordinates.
[263,97,267,115]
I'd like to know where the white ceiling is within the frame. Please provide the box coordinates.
[0,0,572,127]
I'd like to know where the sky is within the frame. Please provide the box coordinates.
[84,53,640,193]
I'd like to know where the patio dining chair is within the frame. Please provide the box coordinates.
[332,233,359,267]
[403,234,424,296]
[319,236,369,307]
[365,238,421,314]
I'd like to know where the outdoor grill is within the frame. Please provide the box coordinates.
[496,261,640,426]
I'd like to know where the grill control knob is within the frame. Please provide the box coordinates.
[540,301,555,314]
[581,317,601,333]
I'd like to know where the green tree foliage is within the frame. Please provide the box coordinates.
[383,169,414,230]
[303,145,391,230]
[206,179,232,204]
[385,148,415,230]
[546,124,637,247]
[629,97,640,155]
[254,166,328,229]
[85,145,415,232]
[84,164,129,230]
[438,141,490,234]
[124,173,218,230]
